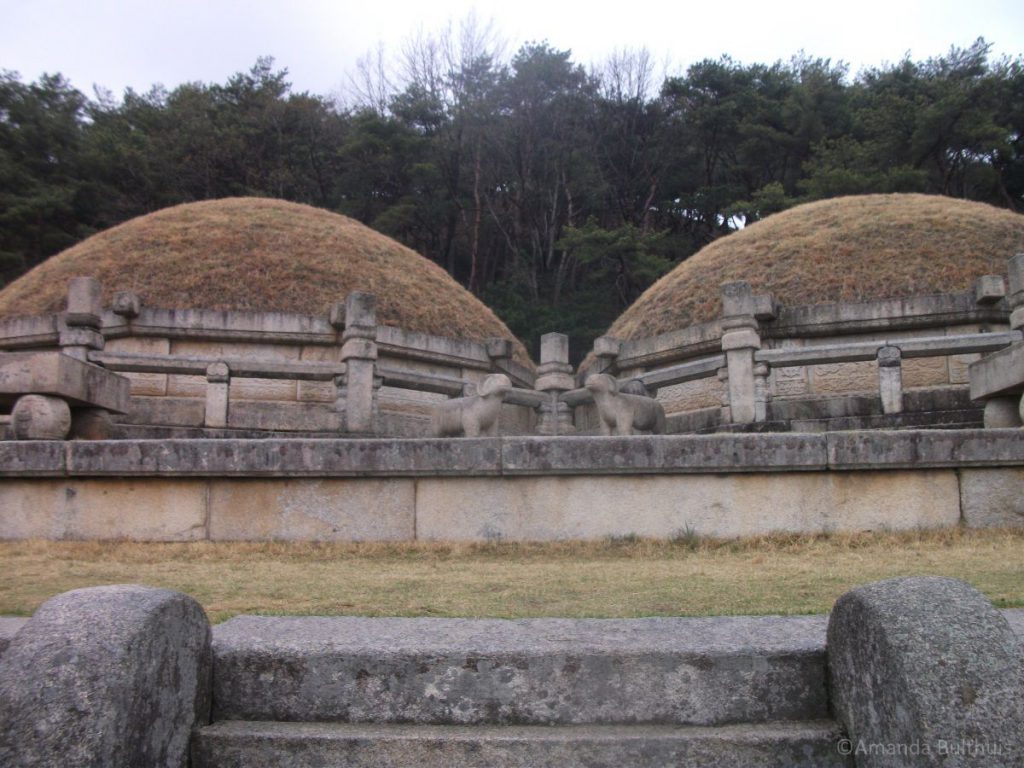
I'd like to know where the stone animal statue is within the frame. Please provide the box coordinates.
[431,374,512,437]
[585,373,666,436]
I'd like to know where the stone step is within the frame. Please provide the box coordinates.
[211,615,828,725]
[192,719,851,768]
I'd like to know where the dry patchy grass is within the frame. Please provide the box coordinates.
[0,197,531,366]
[1,528,1021,623]
[610,193,1024,340]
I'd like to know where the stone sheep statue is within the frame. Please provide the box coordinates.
[431,374,512,437]
[585,373,666,436]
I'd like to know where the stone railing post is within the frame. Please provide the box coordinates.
[339,292,379,434]
[1008,253,1024,331]
[535,332,575,435]
[590,335,621,377]
[973,274,1006,306]
[204,362,230,428]
[719,282,761,424]
[485,337,513,372]
[716,366,731,422]
[877,345,903,415]
[753,361,770,422]
[111,291,142,320]
[60,277,104,362]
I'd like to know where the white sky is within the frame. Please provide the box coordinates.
[2,0,1023,101]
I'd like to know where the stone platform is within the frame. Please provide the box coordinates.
[1,430,1022,541]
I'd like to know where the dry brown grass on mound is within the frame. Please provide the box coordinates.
[0,197,531,366]
[610,194,1024,340]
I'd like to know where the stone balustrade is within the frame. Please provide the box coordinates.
[1,254,1021,437]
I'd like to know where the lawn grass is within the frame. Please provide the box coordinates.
[1,528,1021,623]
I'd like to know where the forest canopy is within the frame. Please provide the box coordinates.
[1,33,1021,358]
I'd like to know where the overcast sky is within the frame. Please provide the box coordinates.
[2,0,1023,101]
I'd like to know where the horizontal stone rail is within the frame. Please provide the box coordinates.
[101,305,334,344]
[0,314,59,349]
[606,290,1007,372]
[611,325,1017,378]
[616,320,724,370]
[378,366,465,397]
[505,387,549,409]
[490,358,536,389]
[88,330,1013,404]
[559,355,726,407]
[560,387,592,408]
[91,351,348,382]
[767,291,1008,338]
[0,351,129,411]
[0,306,530,383]
[610,291,1009,372]
[755,330,1020,369]
[971,342,1024,399]
[375,324,497,372]
[635,354,726,391]
[103,307,495,373]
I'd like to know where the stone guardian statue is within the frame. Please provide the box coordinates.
[431,374,512,437]
[585,373,666,435]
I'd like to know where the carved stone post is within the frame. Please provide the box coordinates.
[877,345,904,415]
[340,292,379,434]
[1008,253,1024,332]
[591,335,621,376]
[1007,254,1024,423]
[204,362,230,428]
[717,366,731,423]
[485,337,513,370]
[60,277,104,362]
[753,361,770,422]
[720,282,761,424]
[973,274,1006,306]
[111,291,142,320]
[535,332,575,435]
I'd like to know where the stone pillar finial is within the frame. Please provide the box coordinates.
[343,292,377,333]
[340,292,379,434]
[589,335,622,378]
[535,332,575,435]
[66,276,102,319]
[60,277,105,361]
[112,291,142,318]
[720,281,755,321]
[485,338,513,366]
[974,275,1006,306]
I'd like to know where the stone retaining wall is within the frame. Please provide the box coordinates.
[2,431,1021,541]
